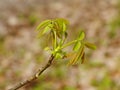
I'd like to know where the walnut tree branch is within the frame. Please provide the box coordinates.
[8,55,54,90]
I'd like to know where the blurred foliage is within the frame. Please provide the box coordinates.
[0,36,6,55]
[108,0,120,38]
[33,82,53,90]
[85,61,105,69]
[109,16,120,38]
[63,86,76,90]
[91,72,119,90]
[18,13,38,26]
[28,14,38,26]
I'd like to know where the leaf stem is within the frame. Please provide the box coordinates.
[61,40,77,49]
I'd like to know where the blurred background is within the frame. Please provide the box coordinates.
[0,0,120,90]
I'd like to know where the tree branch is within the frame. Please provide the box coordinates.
[8,55,54,90]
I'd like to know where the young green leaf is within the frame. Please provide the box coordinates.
[78,31,85,40]
[43,26,51,34]
[85,42,96,50]
[37,26,51,38]
[62,23,67,32]
[73,42,81,52]
[54,18,68,32]
[55,18,69,26]
[36,20,51,30]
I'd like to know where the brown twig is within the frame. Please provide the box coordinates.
[8,55,54,90]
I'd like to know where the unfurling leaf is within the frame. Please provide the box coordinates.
[85,42,96,50]
[37,23,53,38]
[73,42,81,52]
[67,53,77,65]
[37,26,50,37]
[73,46,84,64]
[55,18,69,26]
[36,20,51,30]
[43,26,51,34]
[68,46,84,65]
[78,31,85,40]
[54,18,68,32]
[53,18,68,39]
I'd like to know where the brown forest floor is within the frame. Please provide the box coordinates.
[0,0,120,90]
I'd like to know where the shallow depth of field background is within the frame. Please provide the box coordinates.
[0,0,120,90]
